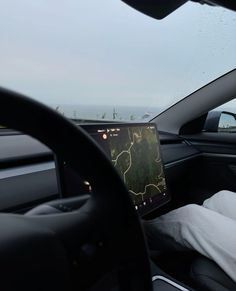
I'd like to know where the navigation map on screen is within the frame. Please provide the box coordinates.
[109,125,166,208]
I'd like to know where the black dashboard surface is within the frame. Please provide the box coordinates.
[0,129,199,212]
[0,134,51,162]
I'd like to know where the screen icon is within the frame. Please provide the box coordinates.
[102,133,108,140]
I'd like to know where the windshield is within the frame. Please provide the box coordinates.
[0,1,236,122]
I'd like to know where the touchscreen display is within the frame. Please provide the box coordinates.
[82,123,169,215]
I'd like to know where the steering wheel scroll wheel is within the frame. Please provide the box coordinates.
[0,87,152,291]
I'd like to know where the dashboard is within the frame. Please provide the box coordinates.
[0,123,199,214]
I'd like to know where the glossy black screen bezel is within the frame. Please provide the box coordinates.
[81,122,170,216]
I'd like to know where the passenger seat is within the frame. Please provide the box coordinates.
[190,256,236,291]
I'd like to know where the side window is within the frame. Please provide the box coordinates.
[204,98,236,133]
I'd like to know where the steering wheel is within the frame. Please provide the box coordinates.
[0,87,152,291]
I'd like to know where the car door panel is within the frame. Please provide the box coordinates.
[180,132,236,204]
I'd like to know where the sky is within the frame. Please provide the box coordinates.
[0,0,236,111]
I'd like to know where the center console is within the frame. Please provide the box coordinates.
[151,262,192,291]
[153,276,190,290]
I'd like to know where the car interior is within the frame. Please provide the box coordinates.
[0,1,236,291]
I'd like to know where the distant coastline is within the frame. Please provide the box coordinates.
[50,104,163,122]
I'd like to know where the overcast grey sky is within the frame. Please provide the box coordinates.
[0,0,236,109]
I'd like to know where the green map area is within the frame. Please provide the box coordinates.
[109,126,167,205]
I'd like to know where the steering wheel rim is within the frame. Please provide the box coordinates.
[0,87,152,291]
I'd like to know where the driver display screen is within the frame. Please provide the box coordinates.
[82,123,170,216]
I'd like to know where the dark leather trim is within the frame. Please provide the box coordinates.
[190,257,236,291]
